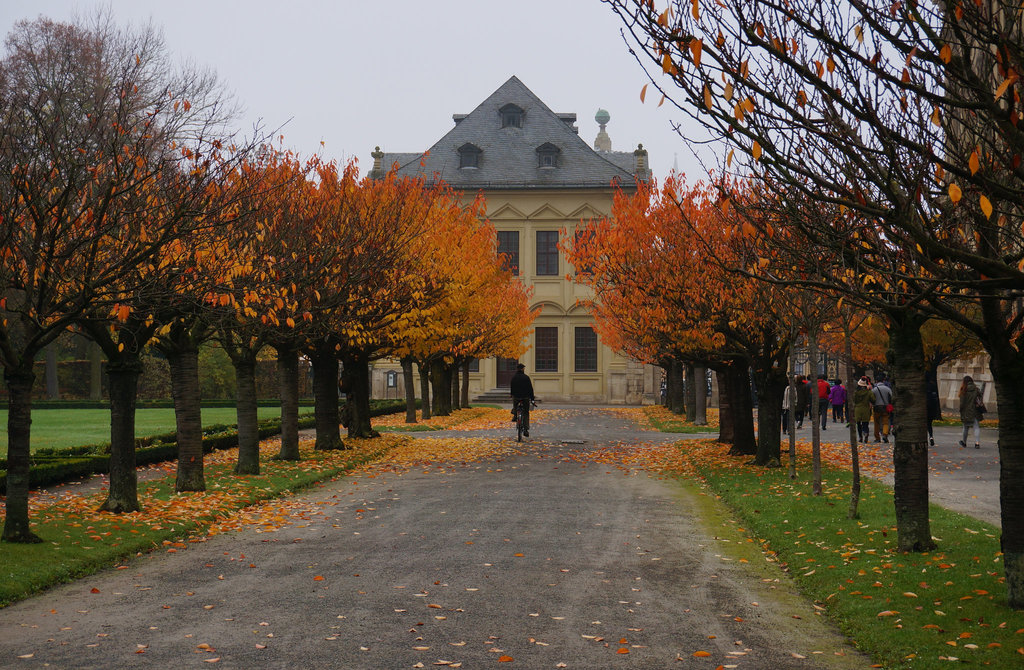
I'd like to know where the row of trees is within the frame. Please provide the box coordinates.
[0,15,534,542]
[599,0,1024,608]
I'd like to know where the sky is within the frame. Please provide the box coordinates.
[0,1,716,181]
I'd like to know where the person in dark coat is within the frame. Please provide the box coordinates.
[926,371,941,447]
[795,375,811,429]
[509,364,535,436]
[958,375,982,449]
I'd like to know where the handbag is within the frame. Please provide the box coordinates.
[975,394,987,415]
[886,403,893,414]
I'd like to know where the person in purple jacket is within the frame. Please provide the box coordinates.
[829,379,847,424]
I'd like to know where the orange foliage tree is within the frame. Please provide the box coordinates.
[0,15,256,530]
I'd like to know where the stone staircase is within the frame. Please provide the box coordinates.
[473,388,512,404]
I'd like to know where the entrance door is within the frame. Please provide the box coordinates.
[496,358,519,388]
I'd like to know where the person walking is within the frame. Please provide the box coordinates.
[509,363,536,437]
[853,377,873,443]
[872,374,893,443]
[830,379,847,424]
[795,375,810,429]
[816,374,831,430]
[782,383,791,435]
[926,372,941,447]
[958,375,983,449]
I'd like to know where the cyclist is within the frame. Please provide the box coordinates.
[509,363,535,437]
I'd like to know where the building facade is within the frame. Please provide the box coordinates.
[369,76,659,404]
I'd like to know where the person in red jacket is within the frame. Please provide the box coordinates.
[816,374,831,430]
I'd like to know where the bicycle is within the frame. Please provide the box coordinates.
[512,398,538,442]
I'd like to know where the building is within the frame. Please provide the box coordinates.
[368,76,659,404]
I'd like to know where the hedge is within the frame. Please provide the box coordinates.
[0,399,411,493]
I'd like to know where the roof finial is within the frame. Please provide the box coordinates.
[594,109,612,152]
[369,146,384,179]
[634,143,649,179]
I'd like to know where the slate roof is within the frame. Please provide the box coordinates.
[378,76,644,190]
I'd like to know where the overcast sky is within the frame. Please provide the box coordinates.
[1,0,716,181]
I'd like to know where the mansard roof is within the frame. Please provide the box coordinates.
[379,76,643,190]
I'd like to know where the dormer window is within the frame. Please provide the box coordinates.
[500,103,524,128]
[458,143,482,169]
[536,142,560,169]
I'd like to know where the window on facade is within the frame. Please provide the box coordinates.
[575,327,598,372]
[499,103,524,128]
[536,142,560,168]
[458,143,481,169]
[497,230,519,276]
[536,230,559,276]
[535,327,558,372]
[468,358,480,372]
[573,227,595,275]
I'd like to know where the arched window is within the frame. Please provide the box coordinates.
[458,143,482,169]
[499,103,524,128]
[536,142,560,168]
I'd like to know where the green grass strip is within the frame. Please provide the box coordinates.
[0,438,399,607]
[682,442,1024,669]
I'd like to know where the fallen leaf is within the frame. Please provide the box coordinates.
[693,650,711,657]
[498,655,514,662]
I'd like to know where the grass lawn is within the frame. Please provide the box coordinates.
[645,439,1024,669]
[641,404,720,432]
[0,434,400,606]
[0,407,282,457]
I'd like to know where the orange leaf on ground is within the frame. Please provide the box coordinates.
[498,655,514,662]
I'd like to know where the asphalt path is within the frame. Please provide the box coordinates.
[0,408,872,669]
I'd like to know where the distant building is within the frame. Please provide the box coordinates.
[369,76,659,403]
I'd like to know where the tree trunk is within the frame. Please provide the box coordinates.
[982,311,1024,608]
[232,352,261,475]
[685,362,697,422]
[716,367,734,444]
[419,360,432,420]
[402,357,417,424]
[166,342,205,492]
[45,342,60,400]
[275,345,301,460]
[100,357,143,513]
[724,358,756,456]
[461,360,471,408]
[89,340,103,401]
[845,325,861,519]
[451,364,460,410]
[2,364,42,542]
[430,359,452,416]
[694,364,708,425]
[809,332,822,496]
[667,359,685,414]
[342,350,377,438]
[888,314,935,552]
[311,346,344,450]
[753,358,787,467]
[787,343,798,480]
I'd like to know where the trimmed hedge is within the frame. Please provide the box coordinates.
[0,399,410,493]
[10,399,315,410]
